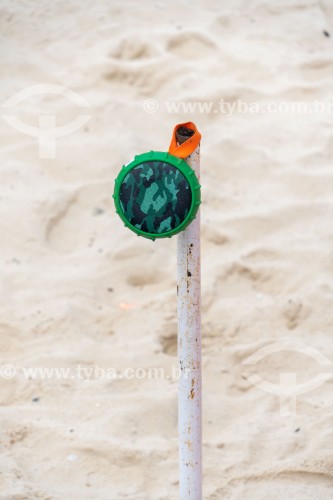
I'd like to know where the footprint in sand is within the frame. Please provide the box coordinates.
[109,37,159,60]
[160,322,178,356]
[299,58,333,81]
[167,32,216,60]
[127,270,166,287]
[282,298,310,330]
[202,225,229,245]
[221,261,268,288]
[105,36,165,94]
[211,471,333,500]
[0,323,23,356]
[103,62,166,95]
[43,186,107,254]
[7,426,28,446]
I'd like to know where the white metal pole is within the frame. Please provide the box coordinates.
[177,130,202,500]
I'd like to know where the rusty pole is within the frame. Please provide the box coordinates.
[176,126,202,500]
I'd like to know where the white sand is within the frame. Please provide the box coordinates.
[1,0,333,498]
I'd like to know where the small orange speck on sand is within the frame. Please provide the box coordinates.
[118,302,136,310]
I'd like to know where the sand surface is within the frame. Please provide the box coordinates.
[1,0,333,498]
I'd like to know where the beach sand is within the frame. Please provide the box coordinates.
[1,0,333,498]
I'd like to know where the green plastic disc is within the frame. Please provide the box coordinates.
[113,151,201,241]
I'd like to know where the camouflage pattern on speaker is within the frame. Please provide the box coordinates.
[119,161,192,234]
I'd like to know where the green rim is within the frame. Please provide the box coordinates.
[113,151,201,241]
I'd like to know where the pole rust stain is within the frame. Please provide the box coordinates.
[189,378,195,399]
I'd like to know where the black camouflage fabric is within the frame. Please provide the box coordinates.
[119,161,192,234]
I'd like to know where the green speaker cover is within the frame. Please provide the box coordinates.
[113,151,201,241]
